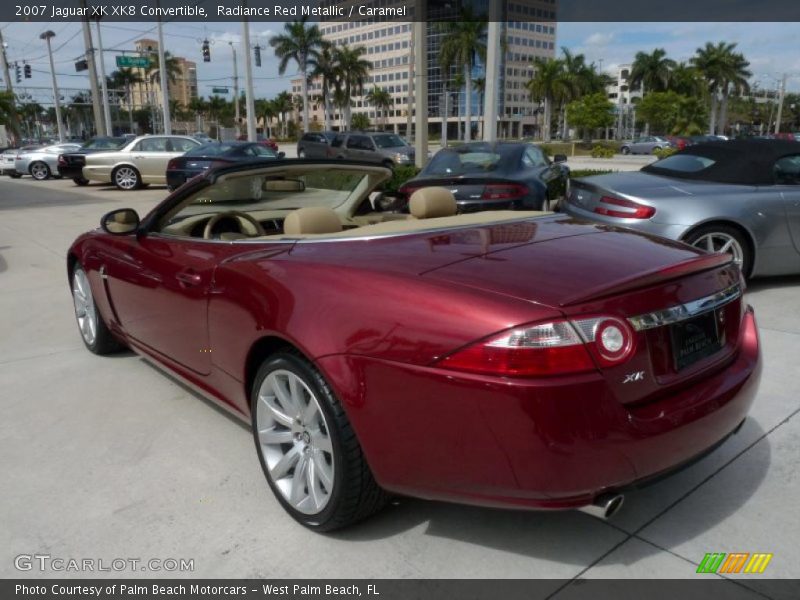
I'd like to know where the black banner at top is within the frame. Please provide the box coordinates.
[4,0,800,22]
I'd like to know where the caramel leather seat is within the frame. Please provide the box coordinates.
[409,187,458,219]
[283,207,343,235]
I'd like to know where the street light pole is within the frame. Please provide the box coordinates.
[94,19,113,136]
[80,0,105,136]
[230,42,240,137]
[242,19,257,141]
[156,5,171,134]
[483,16,501,142]
[40,30,65,142]
[775,73,787,134]
[413,11,427,168]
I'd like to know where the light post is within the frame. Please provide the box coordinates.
[230,42,240,137]
[413,12,427,167]
[156,3,171,134]
[40,30,65,142]
[242,19,257,141]
[94,19,113,136]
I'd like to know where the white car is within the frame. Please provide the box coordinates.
[13,143,82,180]
[82,135,201,190]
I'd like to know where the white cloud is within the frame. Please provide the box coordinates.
[584,32,614,46]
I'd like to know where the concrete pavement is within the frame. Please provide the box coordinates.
[0,175,798,591]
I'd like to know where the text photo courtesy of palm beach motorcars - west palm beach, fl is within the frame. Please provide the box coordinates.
[1,0,800,597]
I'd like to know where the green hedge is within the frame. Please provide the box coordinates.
[381,165,421,195]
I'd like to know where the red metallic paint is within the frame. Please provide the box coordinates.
[68,213,761,510]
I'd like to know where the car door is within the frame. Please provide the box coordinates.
[347,135,377,162]
[775,154,800,255]
[130,137,171,182]
[522,145,564,201]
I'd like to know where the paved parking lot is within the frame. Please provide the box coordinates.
[1,173,798,593]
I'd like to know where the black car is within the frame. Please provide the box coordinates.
[297,131,338,158]
[398,142,569,212]
[165,141,284,191]
[58,136,129,185]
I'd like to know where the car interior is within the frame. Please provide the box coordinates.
[155,164,549,241]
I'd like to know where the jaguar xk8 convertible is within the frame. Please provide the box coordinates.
[68,160,761,531]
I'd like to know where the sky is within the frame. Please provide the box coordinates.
[1,20,798,107]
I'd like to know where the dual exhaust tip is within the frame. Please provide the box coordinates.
[577,493,625,520]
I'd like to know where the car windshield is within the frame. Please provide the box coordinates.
[425,147,510,175]
[373,134,407,148]
[647,154,717,173]
[186,143,238,156]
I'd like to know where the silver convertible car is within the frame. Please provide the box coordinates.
[564,140,800,278]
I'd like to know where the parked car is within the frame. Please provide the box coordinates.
[81,135,201,190]
[399,142,568,212]
[237,134,279,152]
[192,132,214,144]
[67,159,760,530]
[564,139,800,278]
[165,141,284,190]
[297,131,338,158]
[12,143,82,180]
[666,135,692,151]
[58,136,131,185]
[2,145,41,177]
[328,131,414,167]
[621,136,674,155]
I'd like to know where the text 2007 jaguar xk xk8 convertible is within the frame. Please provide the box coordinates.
[68,160,761,530]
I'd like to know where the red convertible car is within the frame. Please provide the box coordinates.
[68,160,761,531]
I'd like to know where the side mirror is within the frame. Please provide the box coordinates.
[553,154,568,163]
[277,151,286,159]
[101,208,140,235]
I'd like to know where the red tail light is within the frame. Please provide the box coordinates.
[398,184,422,197]
[166,159,179,170]
[437,316,635,377]
[593,196,655,219]
[481,183,528,200]
[57,155,66,166]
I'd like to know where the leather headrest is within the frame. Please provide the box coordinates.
[264,179,305,192]
[409,187,458,219]
[283,207,342,235]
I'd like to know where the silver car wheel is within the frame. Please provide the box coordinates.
[691,232,744,268]
[115,167,139,190]
[72,268,97,346]
[30,162,49,180]
[256,369,335,515]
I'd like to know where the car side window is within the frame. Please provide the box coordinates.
[522,147,547,168]
[774,155,800,185]
[347,135,369,150]
[331,134,345,148]
[134,138,167,152]
[170,138,200,152]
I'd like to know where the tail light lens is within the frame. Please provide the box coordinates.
[398,184,422,197]
[57,155,66,166]
[166,159,179,170]
[437,316,635,377]
[482,183,528,200]
[593,196,656,219]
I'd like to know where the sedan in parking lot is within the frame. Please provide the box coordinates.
[67,159,760,530]
[57,136,131,186]
[166,141,284,190]
[564,139,800,278]
[13,143,82,180]
[2,146,41,177]
[82,135,201,190]
[399,142,569,211]
[621,136,674,155]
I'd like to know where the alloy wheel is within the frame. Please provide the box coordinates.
[72,268,97,346]
[115,167,139,190]
[31,162,49,180]
[691,232,744,269]
[256,369,335,515]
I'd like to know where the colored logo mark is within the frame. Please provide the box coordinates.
[697,552,773,574]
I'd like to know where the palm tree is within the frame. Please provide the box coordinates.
[333,44,371,130]
[146,51,181,86]
[309,42,339,132]
[472,77,486,139]
[437,10,487,142]
[692,42,751,135]
[526,58,568,141]
[667,62,704,97]
[188,96,208,132]
[451,71,465,140]
[270,16,324,134]
[207,95,228,138]
[629,48,676,94]
[272,91,294,138]
[332,87,349,130]
[365,86,393,130]
[109,67,144,134]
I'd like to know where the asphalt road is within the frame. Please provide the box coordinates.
[1,174,799,592]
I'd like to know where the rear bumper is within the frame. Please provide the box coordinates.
[166,170,198,189]
[58,165,85,180]
[317,308,761,510]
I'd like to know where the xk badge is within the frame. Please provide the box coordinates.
[623,371,645,383]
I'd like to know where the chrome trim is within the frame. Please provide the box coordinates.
[627,284,742,331]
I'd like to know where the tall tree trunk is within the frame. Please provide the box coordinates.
[718,86,729,135]
[562,101,569,141]
[464,65,472,142]
[127,84,135,134]
[708,89,718,135]
[301,62,310,134]
[544,96,552,142]
[344,85,352,130]
[323,84,332,131]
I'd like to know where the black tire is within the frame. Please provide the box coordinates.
[70,263,125,355]
[111,165,141,191]
[251,351,388,531]
[30,161,51,180]
[9,173,22,179]
[73,177,90,186]
[683,224,752,278]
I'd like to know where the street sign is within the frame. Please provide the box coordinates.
[116,56,150,68]
[212,87,229,94]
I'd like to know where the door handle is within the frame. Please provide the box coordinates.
[175,270,202,286]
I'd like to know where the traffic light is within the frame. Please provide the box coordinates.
[15,62,21,83]
[202,39,210,62]
[24,63,31,79]
[254,45,261,68]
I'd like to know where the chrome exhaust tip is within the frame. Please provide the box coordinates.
[577,493,625,520]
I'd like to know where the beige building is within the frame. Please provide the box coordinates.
[290,1,557,138]
[127,39,198,111]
